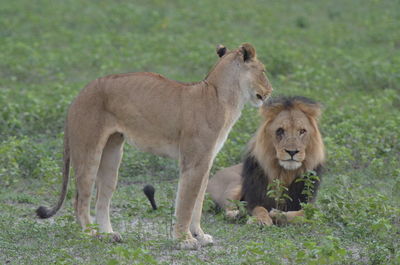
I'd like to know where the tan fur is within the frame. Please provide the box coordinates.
[207,98,325,225]
[207,164,243,210]
[269,209,304,224]
[37,43,272,249]
[251,206,273,225]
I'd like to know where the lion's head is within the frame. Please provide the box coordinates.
[251,96,325,183]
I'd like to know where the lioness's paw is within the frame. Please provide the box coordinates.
[111,232,122,243]
[177,238,200,250]
[95,232,123,243]
[194,233,214,246]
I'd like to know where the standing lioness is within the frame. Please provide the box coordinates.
[36,43,273,249]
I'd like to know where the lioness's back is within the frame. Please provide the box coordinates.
[78,72,188,133]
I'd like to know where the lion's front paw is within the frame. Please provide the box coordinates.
[269,209,280,218]
[257,216,273,226]
[194,233,214,246]
[269,209,288,225]
[247,216,273,226]
[177,237,200,250]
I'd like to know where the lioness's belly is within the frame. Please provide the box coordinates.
[124,131,179,159]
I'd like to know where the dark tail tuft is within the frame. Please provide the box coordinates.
[36,206,53,219]
[143,185,157,210]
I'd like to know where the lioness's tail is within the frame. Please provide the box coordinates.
[36,126,70,218]
[143,185,157,210]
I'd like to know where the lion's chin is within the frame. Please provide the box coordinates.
[279,160,302,170]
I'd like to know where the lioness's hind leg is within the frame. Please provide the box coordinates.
[70,125,110,233]
[74,151,103,232]
[95,133,124,239]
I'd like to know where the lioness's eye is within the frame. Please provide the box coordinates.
[276,128,284,136]
[299,129,306,135]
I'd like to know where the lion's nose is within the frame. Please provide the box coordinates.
[285,149,299,158]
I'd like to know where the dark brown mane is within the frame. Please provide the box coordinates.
[261,96,322,124]
[241,154,323,212]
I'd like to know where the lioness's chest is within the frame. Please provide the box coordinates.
[212,111,241,157]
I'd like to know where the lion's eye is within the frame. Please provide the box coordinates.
[299,129,307,135]
[276,128,284,136]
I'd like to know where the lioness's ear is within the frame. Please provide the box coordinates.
[216,44,227,57]
[240,43,256,61]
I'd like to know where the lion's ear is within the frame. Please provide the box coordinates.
[310,106,322,120]
[240,43,256,61]
[259,104,280,122]
[216,45,227,57]
[300,103,323,120]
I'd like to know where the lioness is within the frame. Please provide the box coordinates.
[36,43,273,249]
[207,96,325,225]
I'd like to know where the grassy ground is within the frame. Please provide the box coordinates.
[1,0,399,264]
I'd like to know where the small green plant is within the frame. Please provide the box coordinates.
[267,178,292,211]
[226,199,249,224]
[295,16,309,29]
[107,246,158,265]
[296,236,347,265]
[239,242,277,264]
[301,202,320,221]
[296,170,320,200]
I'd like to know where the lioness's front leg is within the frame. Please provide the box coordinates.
[190,175,213,246]
[174,150,214,249]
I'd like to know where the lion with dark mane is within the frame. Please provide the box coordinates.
[207,96,325,225]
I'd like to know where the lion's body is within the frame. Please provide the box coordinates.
[37,44,273,249]
[207,96,325,225]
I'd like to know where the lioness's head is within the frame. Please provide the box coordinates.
[215,43,273,107]
[254,96,325,172]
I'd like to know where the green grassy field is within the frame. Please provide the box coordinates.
[1,0,399,264]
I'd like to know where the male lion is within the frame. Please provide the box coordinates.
[207,96,325,225]
[36,43,273,249]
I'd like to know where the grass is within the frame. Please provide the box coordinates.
[1,0,399,264]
